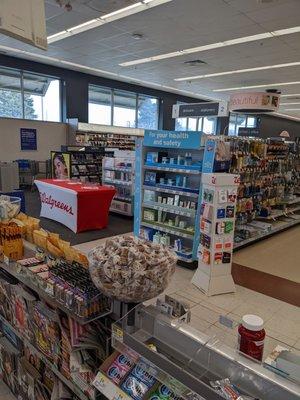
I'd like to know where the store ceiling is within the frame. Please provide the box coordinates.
[0,0,300,118]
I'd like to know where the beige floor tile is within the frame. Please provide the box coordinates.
[200,301,229,316]
[201,293,243,313]
[171,293,197,308]
[293,339,300,350]
[213,313,240,335]
[233,302,277,322]
[189,315,211,332]
[265,316,300,340]
[266,329,297,347]
[276,304,300,323]
[204,325,238,349]
[176,288,207,304]
[191,304,221,324]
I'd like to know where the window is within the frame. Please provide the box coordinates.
[0,67,22,119]
[0,67,61,121]
[23,73,61,122]
[89,85,111,125]
[113,90,136,128]
[138,95,159,129]
[88,85,159,129]
[228,113,258,136]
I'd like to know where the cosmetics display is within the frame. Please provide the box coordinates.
[134,130,209,264]
[225,137,300,248]
[192,173,239,296]
[0,223,24,261]
[102,152,135,216]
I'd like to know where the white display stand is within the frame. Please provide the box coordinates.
[192,173,239,296]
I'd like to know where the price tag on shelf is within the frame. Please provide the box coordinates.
[112,324,124,343]
[92,371,109,391]
[113,388,130,400]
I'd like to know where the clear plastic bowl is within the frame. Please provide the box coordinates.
[0,196,21,219]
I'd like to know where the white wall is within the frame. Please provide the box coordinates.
[0,118,67,161]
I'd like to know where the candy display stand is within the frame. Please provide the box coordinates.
[192,173,239,296]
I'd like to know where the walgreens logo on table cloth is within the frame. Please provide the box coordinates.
[35,181,78,232]
[40,192,74,215]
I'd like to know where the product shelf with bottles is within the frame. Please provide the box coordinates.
[102,151,135,216]
[134,130,213,264]
[224,136,300,249]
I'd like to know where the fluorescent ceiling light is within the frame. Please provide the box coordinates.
[280,102,300,105]
[120,25,300,67]
[213,81,300,92]
[273,112,300,121]
[281,93,300,97]
[47,0,172,44]
[175,61,300,82]
[0,44,214,101]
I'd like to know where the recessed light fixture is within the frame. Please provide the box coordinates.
[175,61,300,81]
[213,81,300,92]
[120,25,300,67]
[48,0,172,44]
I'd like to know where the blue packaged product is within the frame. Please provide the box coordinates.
[121,375,149,400]
[107,362,128,385]
[149,395,161,400]
[115,353,135,370]
[131,360,157,387]
[156,384,181,400]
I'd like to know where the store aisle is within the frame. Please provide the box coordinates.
[233,225,300,283]
[75,238,300,361]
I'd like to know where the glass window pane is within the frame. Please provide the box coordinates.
[203,117,216,134]
[23,73,61,121]
[0,67,22,119]
[175,118,187,130]
[247,116,256,127]
[137,95,158,129]
[113,90,136,127]
[89,85,111,125]
[187,117,197,131]
[228,123,237,136]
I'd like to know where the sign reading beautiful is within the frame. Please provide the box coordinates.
[144,130,202,149]
[229,92,280,113]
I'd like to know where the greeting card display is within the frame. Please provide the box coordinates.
[192,173,239,296]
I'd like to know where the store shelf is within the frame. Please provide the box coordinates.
[144,163,201,174]
[143,185,199,198]
[0,314,91,400]
[103,179,132,186]
[143,201,196,217]
[92,371,131,400]
[234,218,300,249]
[141,221,194,239]
[103,166,132,173]
[0,259,112,325]
[256,205,300,220]
[114,196,131,203]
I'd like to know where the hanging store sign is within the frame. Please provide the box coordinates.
[172,101,228,118]
[0,0,47,50]
[238,127,260,137]
[229,92,280,113]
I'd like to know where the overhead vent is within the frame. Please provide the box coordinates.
[184,59,207,66]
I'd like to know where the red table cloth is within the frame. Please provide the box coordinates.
[34,179,116,233]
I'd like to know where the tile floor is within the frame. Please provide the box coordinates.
[75,236,300,361]
[159,266,300,360]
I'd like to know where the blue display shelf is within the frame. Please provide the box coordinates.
[134,129,215,263]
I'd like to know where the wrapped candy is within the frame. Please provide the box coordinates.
[88,236,177,303]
